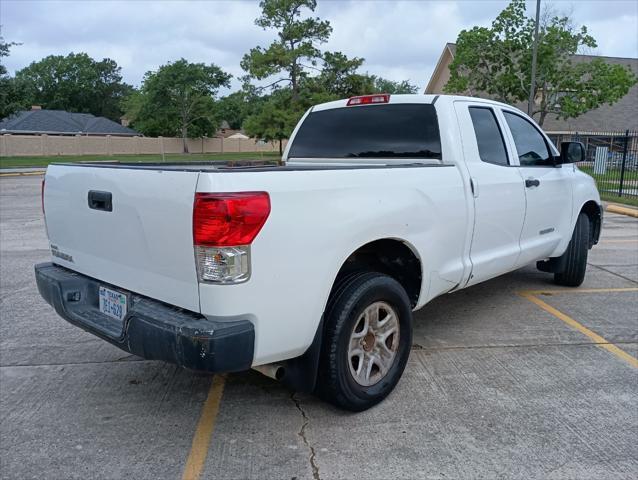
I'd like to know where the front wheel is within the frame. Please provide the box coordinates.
[315,272,413,411]
[554,213,590,287]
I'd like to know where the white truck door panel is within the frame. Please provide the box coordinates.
[500,110,573,266]
[454,102,526,286]
[516,166,573,265]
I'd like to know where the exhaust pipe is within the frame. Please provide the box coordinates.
[253,363,285,381]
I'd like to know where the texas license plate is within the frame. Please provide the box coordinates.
[99,286,128,323]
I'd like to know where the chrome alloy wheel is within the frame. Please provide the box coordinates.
[347,301,400,386]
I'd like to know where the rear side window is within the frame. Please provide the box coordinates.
[503,111,553,167]
[288,104,441,159]
[469,107,509,166]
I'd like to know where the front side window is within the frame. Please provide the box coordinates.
[469,107,509,166]
[503,111,553,167]
[288,104,441,159]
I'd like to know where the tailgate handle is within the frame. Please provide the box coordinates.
[88,190,112,212]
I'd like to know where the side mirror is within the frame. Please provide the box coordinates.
[560,141,585,164]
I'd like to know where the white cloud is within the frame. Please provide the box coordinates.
[1,0,636,94]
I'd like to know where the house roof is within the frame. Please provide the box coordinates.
[425,43,638,132]
[0,109,140,136]
[424,43,457,94]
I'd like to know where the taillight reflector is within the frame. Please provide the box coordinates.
[347,94,390,106]
[193,192,270,247]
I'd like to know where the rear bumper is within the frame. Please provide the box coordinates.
[35,262,254,372]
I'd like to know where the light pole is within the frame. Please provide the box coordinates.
[528,0,541,117]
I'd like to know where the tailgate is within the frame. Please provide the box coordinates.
[44,165,201,312]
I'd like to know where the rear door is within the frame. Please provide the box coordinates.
[454,101,526,285]
[44,165,201,312]
[499,110,573,267]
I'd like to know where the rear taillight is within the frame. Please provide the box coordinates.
[193,192,270,283]
[347,94,390,106]
[41,178,45,215]
[193,192,270,247]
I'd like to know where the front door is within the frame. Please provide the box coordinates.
[500,110,574,267]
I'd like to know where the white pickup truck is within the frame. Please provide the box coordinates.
[36,94,602,411]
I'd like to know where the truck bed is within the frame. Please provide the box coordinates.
[52,160,446,172]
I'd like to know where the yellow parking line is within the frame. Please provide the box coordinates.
[0,171,45,177]
[522,287,638,296]
[182,375,226,480]
[519,291,638,369]
[600,239,638,244]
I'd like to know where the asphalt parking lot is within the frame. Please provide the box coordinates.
[1,175,637,480]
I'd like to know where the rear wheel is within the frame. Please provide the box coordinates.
[554,213,590,287]
[315,272,412,411]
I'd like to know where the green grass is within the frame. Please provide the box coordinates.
[0,151,281,169]
[601,193,638,208]
[577,165,638,207]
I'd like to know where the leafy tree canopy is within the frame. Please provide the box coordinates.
[124,58,231,152]
[241,0,332,100]
[0,34,30,119]
[444,0,636,126]
[15,52,133,121]
[243,89,301,154]
[239,1,418,146]
[214,82,267,130]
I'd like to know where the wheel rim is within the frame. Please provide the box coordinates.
[347,301,400,387]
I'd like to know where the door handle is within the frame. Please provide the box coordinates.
[88,190,112,211]
[525,178,540,188]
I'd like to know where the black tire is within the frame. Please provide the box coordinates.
[315,271,413,411]
[554,213,590,287]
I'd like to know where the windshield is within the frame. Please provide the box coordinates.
[288,104,442,159]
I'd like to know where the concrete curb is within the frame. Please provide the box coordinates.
[607,204,638,218]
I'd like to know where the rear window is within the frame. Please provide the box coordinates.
[288,104,442,159]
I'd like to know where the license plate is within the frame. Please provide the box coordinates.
[99,286,128,323]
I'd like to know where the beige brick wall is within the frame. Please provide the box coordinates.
[0,134,284,157]
[79,136,108,155]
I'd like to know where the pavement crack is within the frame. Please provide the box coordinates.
[0,285,31,301]
[587,263,638,285]
[0,358,147,368]
[155,365,179,415]
[291,392,321,480]
[115,354,137,362]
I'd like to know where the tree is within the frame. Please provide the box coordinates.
[369,77,419,95]
[241,0,332,101]
[125,59,231,153]
[0,34,30,119]
[15,53,133,121]
[444,0,636,126]
[312,51,368,98]
[240,0,420,146]
[214,91,247,130]
[0,35,18,76]
[301,53,419,106]
[243,90,300,154]
[213,84,266,130]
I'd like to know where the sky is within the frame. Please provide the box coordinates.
[1,0,637,94]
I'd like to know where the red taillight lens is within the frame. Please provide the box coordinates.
[347,94,390,106]
[41,178,45,215]
[193,192,270,247]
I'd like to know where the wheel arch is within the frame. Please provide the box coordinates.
[279,237,423,394]
[579,200,603,248]
[329,237,423,309]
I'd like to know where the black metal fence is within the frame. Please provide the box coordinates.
[547,130,638,200]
